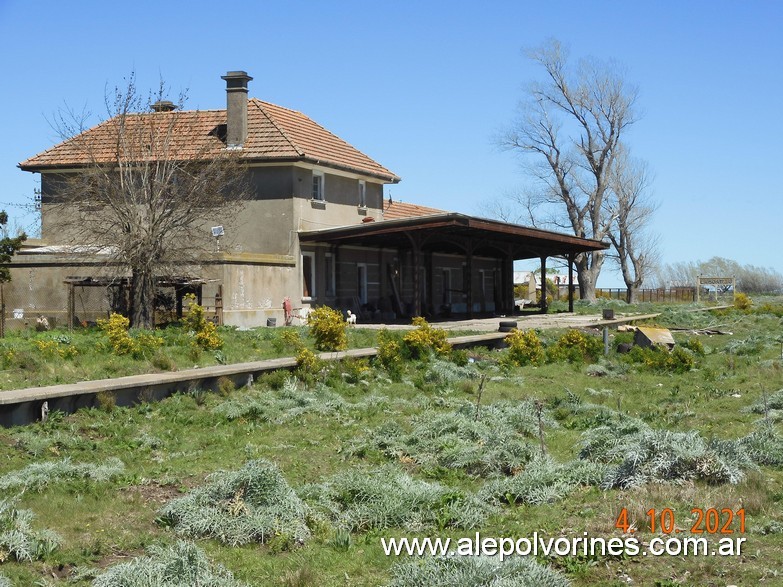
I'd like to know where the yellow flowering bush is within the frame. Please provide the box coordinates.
[295,347,323,385]
[307,306,347,352]
[546,329,602,364]
[34,339,78,359]
[376,329,404,377]
[505,329,545,366]
[183,294,223,350]
[734,292,752,311]
[403,317,451,359]
[97,313,162,358]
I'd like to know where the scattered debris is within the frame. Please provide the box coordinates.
[634,326,676,350]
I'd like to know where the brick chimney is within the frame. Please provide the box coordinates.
[221,71,253,148]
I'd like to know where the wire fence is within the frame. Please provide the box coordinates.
[594,288,697,303]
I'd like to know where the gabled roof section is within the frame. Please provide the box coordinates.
[20,99,400,183]
[382,197,446,220]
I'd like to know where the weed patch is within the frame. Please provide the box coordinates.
[92,540,247,587]
[301,465,494,532]
[0,457,124,492]
[0,496,60,562]
[347,401,553,477]
[159,460,310,546]
[480,456,605,505]
[385,555,570,587]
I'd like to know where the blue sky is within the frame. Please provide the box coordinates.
[1,0,780,286]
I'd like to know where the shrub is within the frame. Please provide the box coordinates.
[580,423,755,488]
[301,465,494,532]
[723,335,767,356]
[403,317,451,359]
[183,294,223,350]
[740,424,783,465]
[307,306,347,352]
[98,313,136,355]
[151,351,175,371]
[341,357,372,384]
[756,303,783,317]
[623,345,695,373]
[96,390,117,412]
[97,313,163,358]
[34,338,78,360]
[744,388,783,414]
[680,337,705,356]
[734,292,752,310]
[376,329,405,379]
[547,329,603,364]
[0,458,125,492]
[505,329,545,366]
[480,457,605,506]
[92,540,247,587]
[346,401,549,477]
[295,348,323,384]
[258,369,290,390]
[275,329,304,353]
[386,555,570,587]
[0,497,60,562]
[420,358,481,388]
[214,378,351,423]
[159,460,310,546]
[217,376,236,397]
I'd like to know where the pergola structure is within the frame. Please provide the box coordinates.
[63,276,215,328]
[300,213,609,317]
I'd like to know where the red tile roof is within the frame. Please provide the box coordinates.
[19,98,400,182]
[382,198,446,220]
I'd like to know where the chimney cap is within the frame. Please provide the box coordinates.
[151,100,177,112]
[221,71,253,89]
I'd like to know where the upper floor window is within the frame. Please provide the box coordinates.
[312,171,324,201]
[358,180,366,207]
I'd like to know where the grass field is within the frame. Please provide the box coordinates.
[0,300,782,586]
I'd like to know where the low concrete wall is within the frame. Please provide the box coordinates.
[0,333,507,428]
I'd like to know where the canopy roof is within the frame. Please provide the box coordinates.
[300,213,608,259]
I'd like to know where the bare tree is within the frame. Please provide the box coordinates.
[48,74,248,328]
[501,39,638,300]
[655,257,783,294]
[605,148,660,303]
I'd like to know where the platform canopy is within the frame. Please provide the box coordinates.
[300,213,607,258]
[300,213,608,316]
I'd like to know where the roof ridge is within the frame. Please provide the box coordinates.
[250,98,304,157]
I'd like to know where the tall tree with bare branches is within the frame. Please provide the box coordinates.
[605,148,660,303]
[47,74,248,327]
[501,39,639,300]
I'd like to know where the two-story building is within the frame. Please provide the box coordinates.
[13,71,607,328]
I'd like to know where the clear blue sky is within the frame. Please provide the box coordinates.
[1,0,780,286]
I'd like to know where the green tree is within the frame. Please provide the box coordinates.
[0,210,26,283]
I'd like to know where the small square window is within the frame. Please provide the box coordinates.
[312,171,324,201]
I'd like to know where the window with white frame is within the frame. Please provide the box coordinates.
[358,180,366,207]
[325,253,336,296]
[312,171,324,201]
[302,251,315,299]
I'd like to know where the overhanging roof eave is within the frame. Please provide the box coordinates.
[299,213,609,256]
